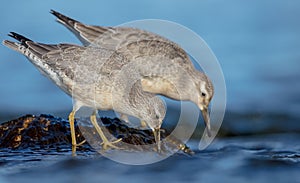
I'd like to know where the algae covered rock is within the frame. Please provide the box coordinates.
[0,114,193,155]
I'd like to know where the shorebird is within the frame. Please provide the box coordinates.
[3,32,166,153]
[50,10,214,136]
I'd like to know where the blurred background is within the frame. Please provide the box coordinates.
[0,0,300,135]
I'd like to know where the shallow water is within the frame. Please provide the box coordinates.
[0,134,299,183]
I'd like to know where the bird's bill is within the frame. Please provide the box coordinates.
[153,128,161,152]
[201,107,212,137]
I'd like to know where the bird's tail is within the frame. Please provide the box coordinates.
[2,32,32,53]
[50,9,79,30]
[50,9,108,46]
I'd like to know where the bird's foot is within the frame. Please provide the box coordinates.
[72,140,86,148]
[76,140,87,146]
[71,140,87,156]
[101,138,122,150]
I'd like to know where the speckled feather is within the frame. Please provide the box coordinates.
[2,33,165,130]
[51,10,214,102]
[50,10,214,135]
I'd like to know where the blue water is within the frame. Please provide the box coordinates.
[0,0,300,182]
[1,134,300,183]
[1,0,299,115]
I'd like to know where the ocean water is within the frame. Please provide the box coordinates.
[1,134,300,183]
[1,0,299,116]
[0,0,299,182]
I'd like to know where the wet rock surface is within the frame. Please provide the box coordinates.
[0,114,193,155]
[0,114,79,150]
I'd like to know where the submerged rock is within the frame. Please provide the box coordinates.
[0,114,193,155]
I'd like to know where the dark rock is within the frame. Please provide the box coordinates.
[0,114,193,155]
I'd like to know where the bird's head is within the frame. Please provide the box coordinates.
[141,96,166,151]
[144,96,166,130]
[192,72,214,136]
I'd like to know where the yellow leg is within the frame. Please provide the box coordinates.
[69,110,87,155]
[68,111,77,155]
[153,128,161,153]
[90,112,122,150]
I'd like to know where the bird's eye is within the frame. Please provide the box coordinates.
[201,92,206,97]
[155,115,160,119]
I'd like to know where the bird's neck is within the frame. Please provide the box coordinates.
[141,69,197,101]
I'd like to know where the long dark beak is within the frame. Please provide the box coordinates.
[153,128,161,152]
[201,107,212,137]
